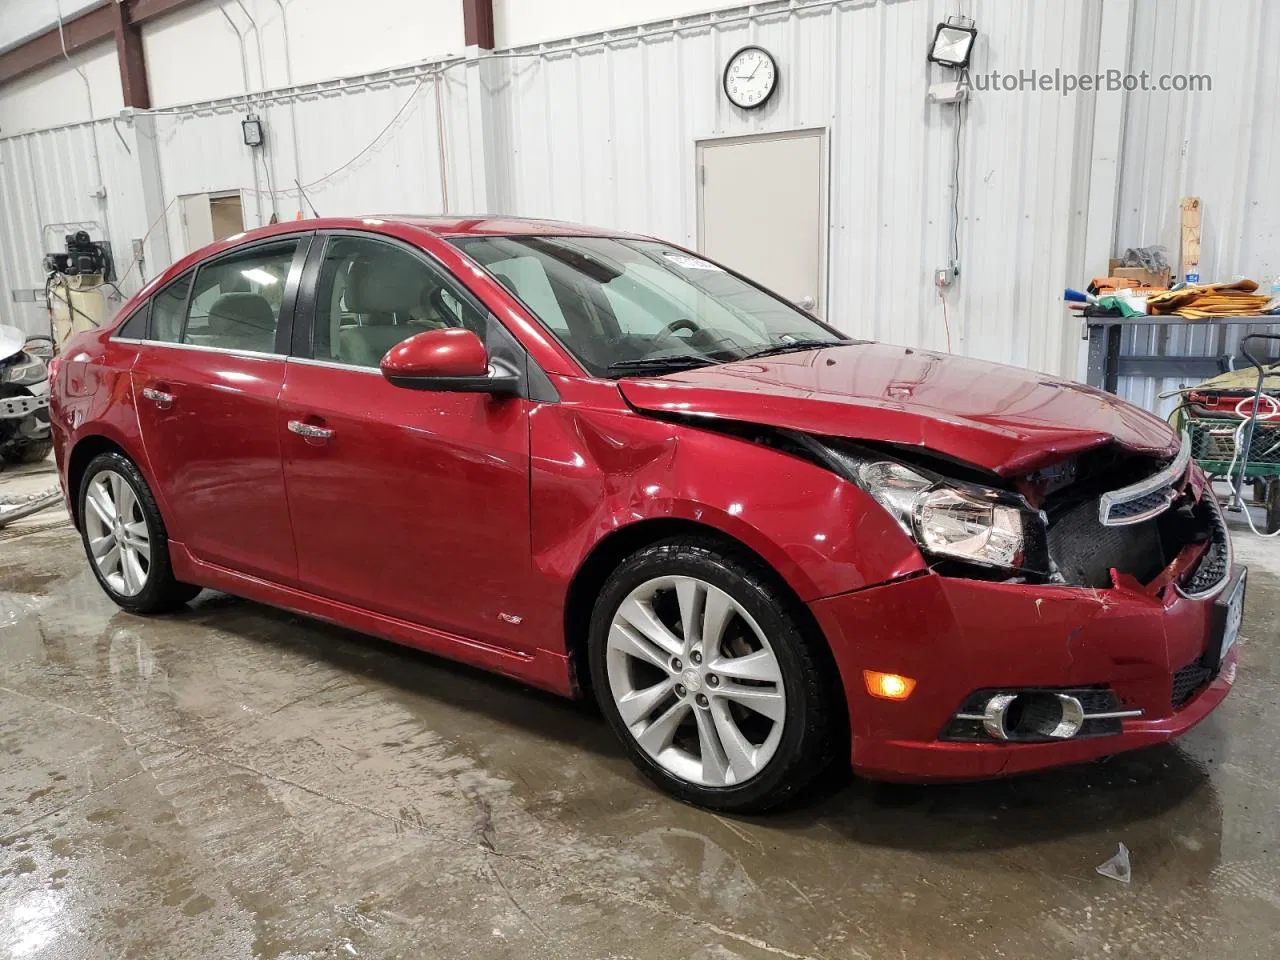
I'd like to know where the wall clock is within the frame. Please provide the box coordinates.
[723,46,778,110]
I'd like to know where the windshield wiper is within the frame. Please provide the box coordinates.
[735,339,843,362]
[606,354,718,377]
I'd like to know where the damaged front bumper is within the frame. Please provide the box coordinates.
[811,543,1243,782]
[0,380,52,439]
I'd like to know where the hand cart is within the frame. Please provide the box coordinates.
[1177,333,1280,533]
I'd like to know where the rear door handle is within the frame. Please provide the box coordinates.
[287,420,334,440]
[142,387,175,410]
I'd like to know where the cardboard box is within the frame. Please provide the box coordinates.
[1109,259,1169,289]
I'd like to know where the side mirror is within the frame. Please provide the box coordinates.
[380,328,520,395]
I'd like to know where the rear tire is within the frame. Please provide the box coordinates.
[588,536,840,813]
[1,438,52,465]
[1267,479,1280,535]
[78,451,201,614]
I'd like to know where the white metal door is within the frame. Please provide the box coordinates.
[179,193,215,253]
[697,129,827,315]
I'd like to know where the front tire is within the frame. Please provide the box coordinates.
[1,437,52,464]
[78,451,201,614]
[588,537,839,813]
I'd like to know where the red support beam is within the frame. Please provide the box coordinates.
[0,0,198,91]
[0,4,115,88]
[462,0,495,49]
[110,1,151,109]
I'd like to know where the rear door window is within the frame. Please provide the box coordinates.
[182,240,299,353]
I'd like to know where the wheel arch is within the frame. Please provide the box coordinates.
[561,517,841,715]
[65,434,137,529]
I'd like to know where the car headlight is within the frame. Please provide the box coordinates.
[2,353,48,386]
[850,457,1044,572]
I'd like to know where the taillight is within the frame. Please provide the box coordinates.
[48,355,62,387]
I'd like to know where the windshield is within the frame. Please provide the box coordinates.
[449,235,845,377]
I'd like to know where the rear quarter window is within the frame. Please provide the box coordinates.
[115,302,150,339]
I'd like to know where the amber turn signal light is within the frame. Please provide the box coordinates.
[863,670,916,701]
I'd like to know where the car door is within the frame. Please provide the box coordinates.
[130,235,309,584]
[278,232,537,651]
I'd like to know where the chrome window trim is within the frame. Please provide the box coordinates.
[1098,432,1192,527]
[286,355,382,375]
[109,337,285,361]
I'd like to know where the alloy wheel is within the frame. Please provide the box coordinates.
[605,575,787,787]
[84,470,151,597]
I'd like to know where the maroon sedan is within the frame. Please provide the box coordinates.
[49,216,1244,811]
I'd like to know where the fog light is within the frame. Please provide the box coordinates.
[864,671,916,701]
[983,692,1085,741]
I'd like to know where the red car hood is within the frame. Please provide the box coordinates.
[618,343,1179,476]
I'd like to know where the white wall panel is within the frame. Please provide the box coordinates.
[148,65,470,250]
[0,39,122,134]
[143,3,255,108]
[282,0,464,86]
[494,0,736,49]
[143,0,465,108]
[1118,0,1279,284]
[492,0,1098,375]
[1113,0,1280,411]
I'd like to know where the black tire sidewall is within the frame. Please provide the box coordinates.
[588,542,823,811]
[78,452,188,614]
[1,438,52,464]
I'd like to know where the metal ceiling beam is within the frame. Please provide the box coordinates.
[0,4,115,87]
[0,0,198,90]
[110,1,151,109]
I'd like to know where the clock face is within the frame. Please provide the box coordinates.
[723,46,777,110]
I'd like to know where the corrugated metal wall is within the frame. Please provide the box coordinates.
[0,119,144,336]
[491,0,1099,375]
[1113,0,1280,415]
[149,66,481,246]
[2,0,1274,401]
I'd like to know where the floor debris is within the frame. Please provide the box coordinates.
[1096,843,1132,883]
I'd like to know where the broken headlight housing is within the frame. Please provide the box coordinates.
[847,456,1046,573]
[0,352,48,387]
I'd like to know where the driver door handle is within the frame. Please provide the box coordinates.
[142,387,175,409]
[287,420,334,440]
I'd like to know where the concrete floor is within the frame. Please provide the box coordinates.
[2,464,1279,959]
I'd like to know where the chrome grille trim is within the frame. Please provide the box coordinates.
[1098,432,1191,527]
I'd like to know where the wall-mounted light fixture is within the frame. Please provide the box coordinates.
[927,16,977,69]
[242,114,265,148]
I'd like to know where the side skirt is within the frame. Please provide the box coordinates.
[169,542,575,697]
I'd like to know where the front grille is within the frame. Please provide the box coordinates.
[1180,497,1230,597]
[1098,434,1189,526]
[1105,487,1175,523]
[1047,496,1164,588]
[1172,659,1213,709]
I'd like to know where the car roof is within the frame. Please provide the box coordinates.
[383,215,649,239]
[222,215,648,241]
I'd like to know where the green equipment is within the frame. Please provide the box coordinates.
[1171,333,1280,534]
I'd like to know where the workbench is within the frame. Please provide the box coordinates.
[1083,315,1280,393]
